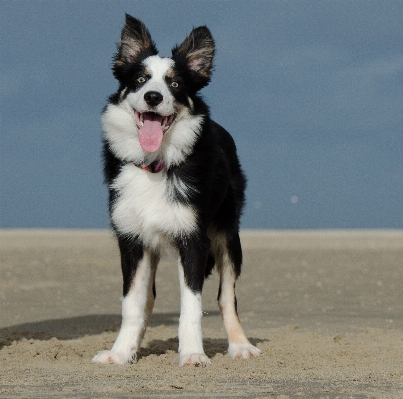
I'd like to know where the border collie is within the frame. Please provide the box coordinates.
[92,14,260,367]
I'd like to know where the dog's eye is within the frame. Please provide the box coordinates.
[137,76,146,84]
[171,81,179,88]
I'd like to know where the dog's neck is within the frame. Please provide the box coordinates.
[134,159,165,173]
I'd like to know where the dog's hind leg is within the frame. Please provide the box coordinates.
[92,237,158,365]
[217,233,261,360]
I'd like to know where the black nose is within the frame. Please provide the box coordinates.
[144,91,163,106]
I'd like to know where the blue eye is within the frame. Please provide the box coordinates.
[137,76,146,83]
[171,81,179,88]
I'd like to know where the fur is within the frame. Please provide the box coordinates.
[92,14,260,367]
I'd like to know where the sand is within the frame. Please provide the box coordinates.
[1,229,402,398]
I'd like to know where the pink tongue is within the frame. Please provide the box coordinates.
[138,113,164,152]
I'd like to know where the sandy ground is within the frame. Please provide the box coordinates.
[0,229,402,399]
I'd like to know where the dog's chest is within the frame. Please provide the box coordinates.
[111,165,197,245]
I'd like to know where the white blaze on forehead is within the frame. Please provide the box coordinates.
[143,55,174,81]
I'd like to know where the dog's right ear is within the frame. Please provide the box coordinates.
[113,14,158,79]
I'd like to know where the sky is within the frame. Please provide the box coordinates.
[1,1,403,229]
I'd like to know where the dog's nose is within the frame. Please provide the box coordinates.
[144,91,163,106]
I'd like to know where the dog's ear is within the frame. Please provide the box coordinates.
[172,26,215,90]
[113,14,158,79]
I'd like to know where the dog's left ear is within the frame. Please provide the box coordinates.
[172,26,215,90]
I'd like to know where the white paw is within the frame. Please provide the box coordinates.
[179,353,211,367]
[228,343,261,360]
[92,350,135,365]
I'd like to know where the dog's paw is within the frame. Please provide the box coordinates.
[179,353,211,367]
[92,350,134,365]
[228,343,261,360]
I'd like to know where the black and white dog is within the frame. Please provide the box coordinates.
[92,14,260,367]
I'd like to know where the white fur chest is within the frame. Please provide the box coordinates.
[111,164,197,247]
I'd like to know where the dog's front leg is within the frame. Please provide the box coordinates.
[93,238,157,365]
[177,236,210,367]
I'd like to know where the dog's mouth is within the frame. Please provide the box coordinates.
[134,110,176,153]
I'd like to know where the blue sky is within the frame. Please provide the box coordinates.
[1,1,403,229]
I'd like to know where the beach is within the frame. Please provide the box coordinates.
[1,229,402,398]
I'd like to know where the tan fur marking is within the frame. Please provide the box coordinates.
[166,68,175,79]
[219,303,250,345]
[219,266,250,345]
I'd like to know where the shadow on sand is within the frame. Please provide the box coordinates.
[0,312,181,347]
[0,311,267,358]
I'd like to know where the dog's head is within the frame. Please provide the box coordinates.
[104,14,215,161]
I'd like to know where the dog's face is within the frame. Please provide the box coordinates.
[123,56,178,152]
[103,15,215,164]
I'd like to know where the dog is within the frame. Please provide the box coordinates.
[92,14,260,367]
